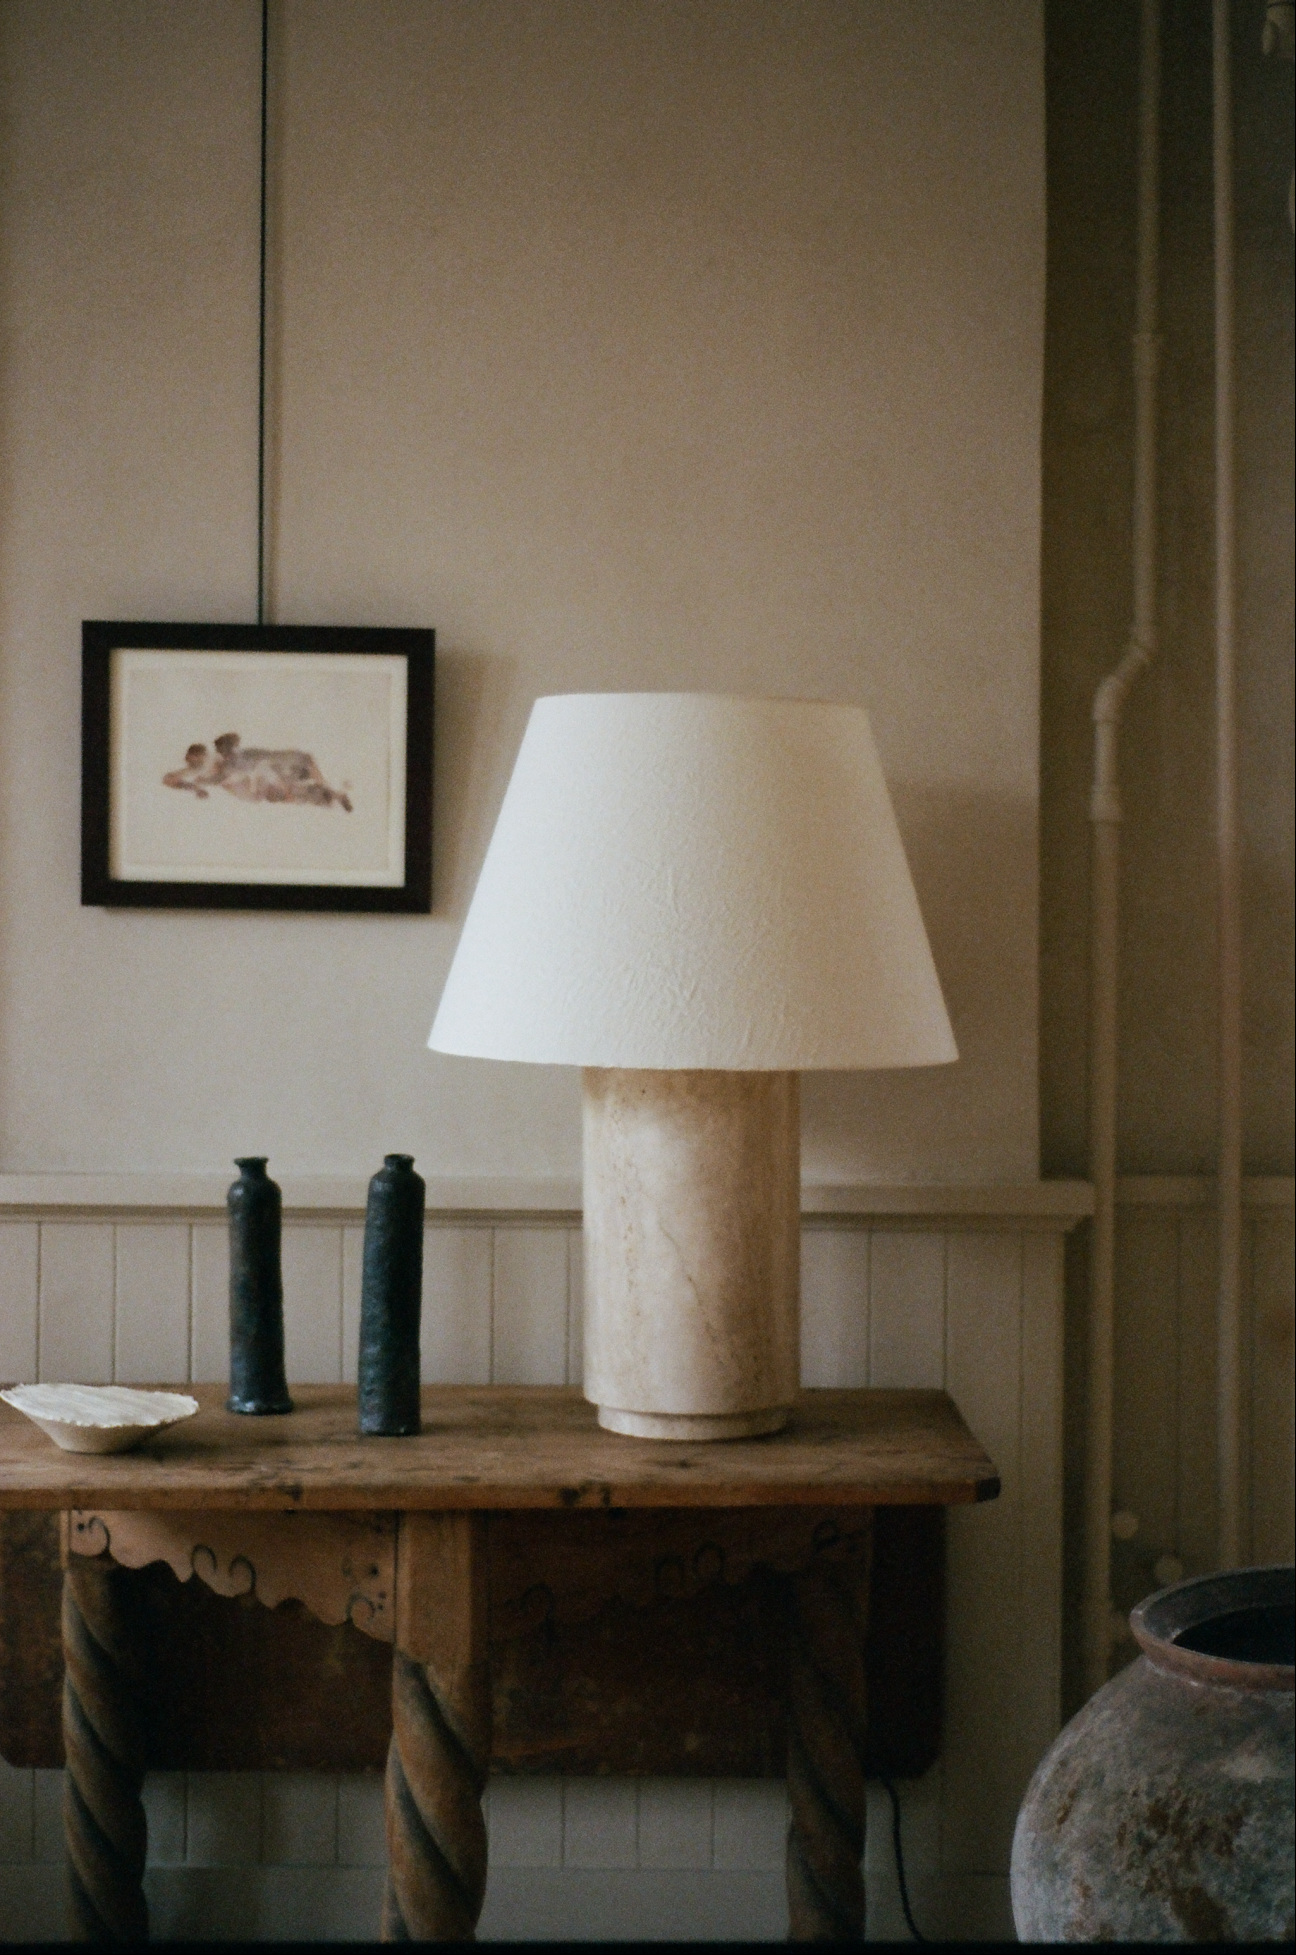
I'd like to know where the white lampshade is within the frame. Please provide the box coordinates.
[430,692,955,1072]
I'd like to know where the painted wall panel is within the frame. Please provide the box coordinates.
[800,1227,870,1388]
[281,1226,344,1385]
[261,1773,339,1868]
[491,1228,569,1387]
[1174,1209,1220,1578]
[942,1232,1023,1873]
[566,1230,584,1389]
[637,1780,713,1872]
[485,1779,562,1871]
[142,1774,186,1867]
[0,0,1043,1188]
[421,1226,493,1385]
[191,1224,231,1386]
[37,1224,113,1385]
[0,1224,38,1382]
[1016,1231,1064,1782]
[1251,1213,1296,1564]
[341,1225,363,1387]
[562,1780,638,1871]
[115,1224,191,1386]
[1111,1213,1180,1589]
[869,1231,946,1390]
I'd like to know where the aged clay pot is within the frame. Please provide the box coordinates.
[1011,1564,1294,1942]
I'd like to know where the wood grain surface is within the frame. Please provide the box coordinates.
[0,1385,998,1511]
[0,1506,943,1782]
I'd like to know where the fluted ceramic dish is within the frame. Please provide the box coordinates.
[0,1383,199,1453]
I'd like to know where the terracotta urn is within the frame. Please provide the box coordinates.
[1011,1564,1294,1942]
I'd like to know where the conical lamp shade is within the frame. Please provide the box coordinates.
[430,692,955,1072]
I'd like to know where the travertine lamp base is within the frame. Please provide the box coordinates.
[582,1069,800,1441]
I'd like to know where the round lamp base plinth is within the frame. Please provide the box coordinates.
[595,1404,789,1441]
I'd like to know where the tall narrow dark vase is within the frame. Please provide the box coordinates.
[358,1154,425,1436]
[227,1158,293,1416]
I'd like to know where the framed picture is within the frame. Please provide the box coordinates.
[81,622,434,911]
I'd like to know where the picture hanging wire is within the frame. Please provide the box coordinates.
[256,0,269,627]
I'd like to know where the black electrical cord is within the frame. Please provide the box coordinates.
[879,1775,929,1944]
[255,0,269,626]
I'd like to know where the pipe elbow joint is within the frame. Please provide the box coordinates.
[1092,676,1124,727]
[1092,639,1154,727]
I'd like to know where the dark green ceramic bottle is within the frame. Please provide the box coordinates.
[227,1157,293,1415]
[357,1153,425,1436]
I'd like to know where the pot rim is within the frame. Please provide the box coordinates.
[1131,1563,1294,1692]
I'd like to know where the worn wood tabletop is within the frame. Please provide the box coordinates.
[0,1384,999,1512]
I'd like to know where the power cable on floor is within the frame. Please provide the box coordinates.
[879,1776,929,1944]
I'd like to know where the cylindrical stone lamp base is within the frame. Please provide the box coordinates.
[582,1068,800,1442]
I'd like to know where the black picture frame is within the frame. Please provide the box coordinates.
[81,621,434,911]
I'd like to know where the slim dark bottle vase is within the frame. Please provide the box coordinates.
[358,1153,425,1435]
[227,1157,293,1415]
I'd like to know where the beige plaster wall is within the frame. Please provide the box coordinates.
[0,0,1044,1183]
[1041,0,1294,1181]
[1040,0,1295,1714]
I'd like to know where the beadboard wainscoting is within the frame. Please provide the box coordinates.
[1104,1177,1296,1641]
[2,1175,1071,1941]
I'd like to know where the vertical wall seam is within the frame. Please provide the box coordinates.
[936,1228,949,1879]
[487,1227,497,1385]
[574,1223,581,1388]
[337,1225,346,1386]
[862,1226,873,1389]
[564,1227,574,1389]
[1169,1212,1179,1559]
[34,1221,42,1381]
[940,1230,949,1391]
[1243,1215,1255,1562]
[1212,0,1245,1575]
[186,1223,196,1385]
[110,1224,119,1382]
[1016,1231,1026,1632]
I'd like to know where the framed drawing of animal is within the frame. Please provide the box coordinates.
[81,622,434,911]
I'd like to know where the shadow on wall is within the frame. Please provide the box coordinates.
[802,783,1039,1184]
[1243,854,1296,1172]
[432,646,518,922]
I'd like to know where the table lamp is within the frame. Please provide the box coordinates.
[429,693,956,1440]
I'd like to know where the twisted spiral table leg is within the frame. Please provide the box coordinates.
[382,1512,490,1941]
[382,1649,489,1940]
[785,1539,872,1942]
[61,1559,149,1943]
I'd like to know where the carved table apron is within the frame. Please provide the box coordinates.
[0,1384,1000,1944]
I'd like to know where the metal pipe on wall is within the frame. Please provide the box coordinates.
[1083,0,1162,1701]
[1212,0,1245,1572]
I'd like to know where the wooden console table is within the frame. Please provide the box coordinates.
[0,1384,997,1943]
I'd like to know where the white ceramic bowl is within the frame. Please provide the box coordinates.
[0,1384,199,1454]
